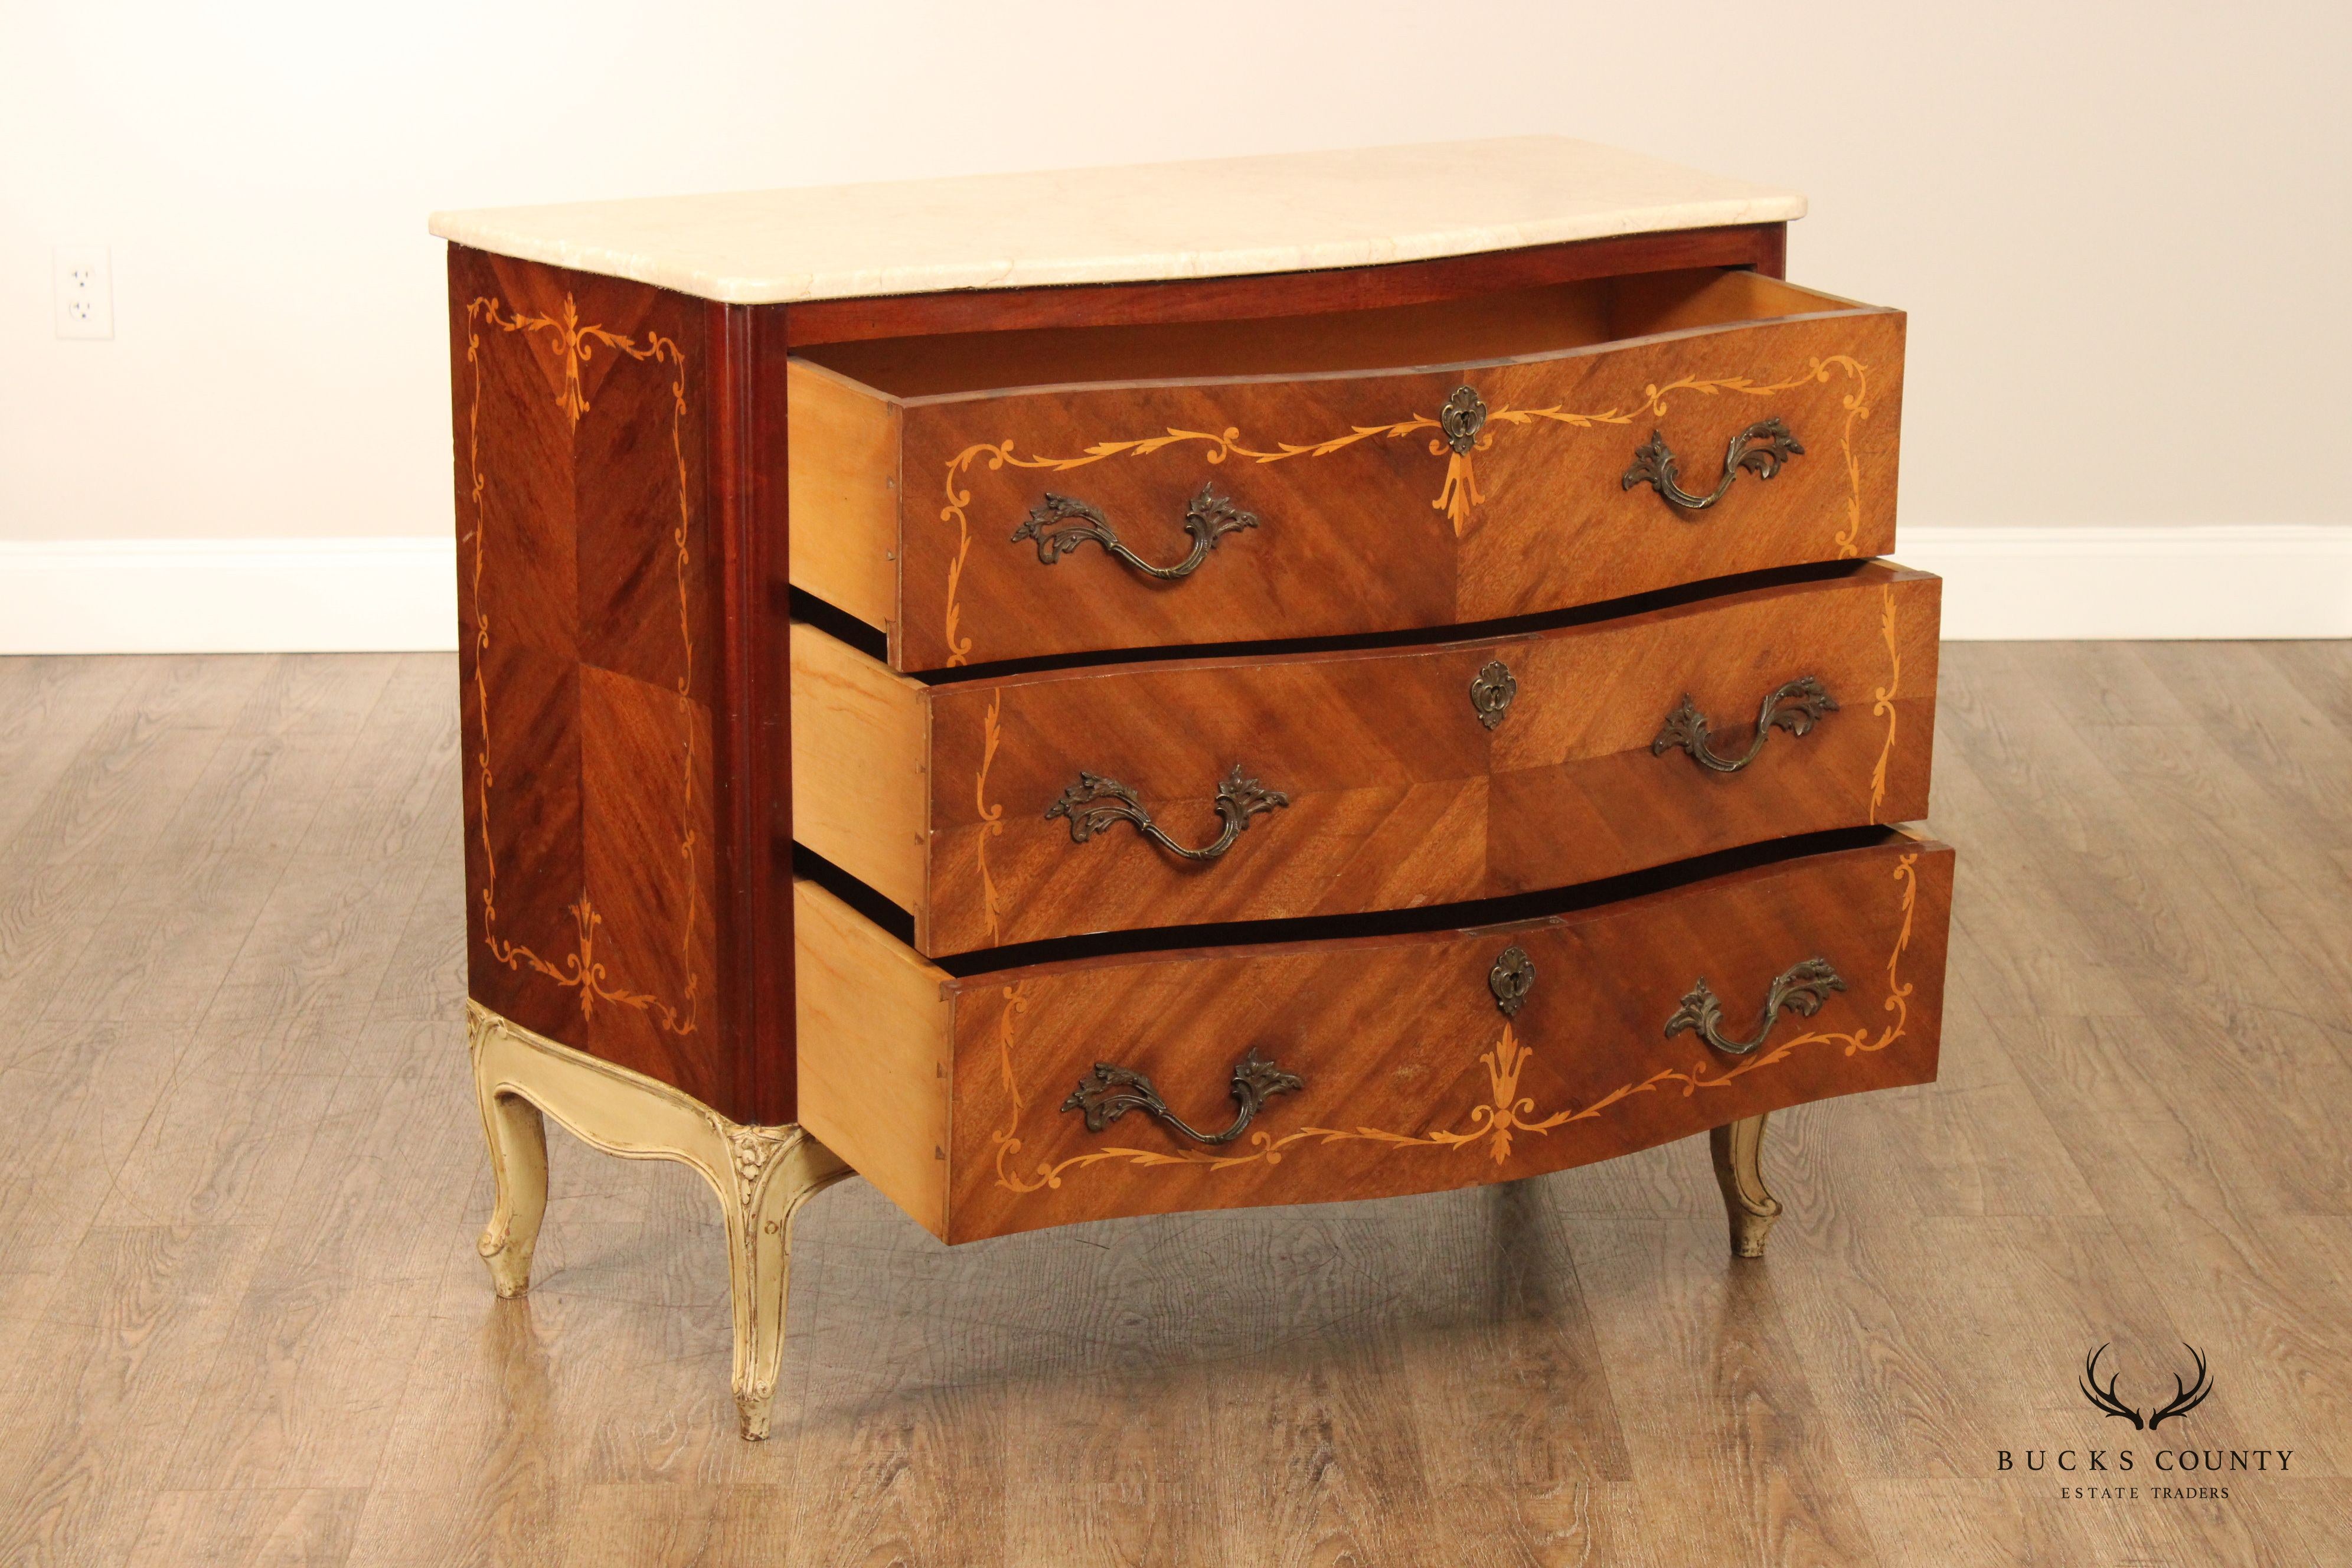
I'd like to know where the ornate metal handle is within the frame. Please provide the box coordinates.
[1664,957,1846,1057]
[1652,676,1837,774]
[1046,763,1288,863]
[1011,482,1257,580]
[1489,945,1535,1017]
[1622,417,1803,511]
[1469,659,1517,731]
[1062,1048,1304,1145]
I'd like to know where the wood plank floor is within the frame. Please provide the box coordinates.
[1,642,2348,1566]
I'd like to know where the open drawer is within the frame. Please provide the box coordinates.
[788,267,1906,670]
[793,559,1939,957]
[796,827,1951,1243]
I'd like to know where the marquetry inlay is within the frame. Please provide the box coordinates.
[462,293,702,1034]
[937,357,1870,667]
[988,851,1919,1195]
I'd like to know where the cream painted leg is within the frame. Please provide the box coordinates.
[720,1126,849,1439]
[1710,1112,1782,1259]
[470,1014,548,1296]
[463,1001,852,1440]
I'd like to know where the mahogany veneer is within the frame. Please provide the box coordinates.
[793,560,1941,955]
[797,829,1949,1243]
[790,267,1905,669]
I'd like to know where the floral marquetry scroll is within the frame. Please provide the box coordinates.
[935,356,1871,668]
[452,253,720,1106]
[954,843,1941,1241]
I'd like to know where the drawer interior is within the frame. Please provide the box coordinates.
[795,268,1867,398]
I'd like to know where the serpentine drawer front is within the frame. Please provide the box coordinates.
[795,829,1952,1243]
[793,560,1941,956]
[788,268,1906,671]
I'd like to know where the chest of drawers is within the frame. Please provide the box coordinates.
[432,136,1953,1440]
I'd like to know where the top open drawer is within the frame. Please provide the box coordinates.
[789,267,1905,672]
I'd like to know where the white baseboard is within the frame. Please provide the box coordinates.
[0,527,2346,654]
[0,537,459,655]
[1897,524,2352,640]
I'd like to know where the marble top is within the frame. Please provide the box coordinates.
[428,137,1804,306]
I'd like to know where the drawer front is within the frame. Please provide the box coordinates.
[794,834,1952,1243]
[793,561,1939,956]
[891,304,1903,670]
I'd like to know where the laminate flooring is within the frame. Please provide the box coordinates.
[0,643,2347,1566]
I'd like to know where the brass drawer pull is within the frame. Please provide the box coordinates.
[1012,482,1257,580]
[1063,1049,1304,1145]
[1653,675,1837,774]
[1047,763,1289,863]
[1489,945,1535,1017]
[1665,957,1846,1057]
[1469,659,1517,731]
[1622,417,1803,511]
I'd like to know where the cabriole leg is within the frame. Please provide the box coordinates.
[1710,1112,1782,1259]
[720,1128,851,1440]
[470,1013,550,1296]
[464,1000,851,1440]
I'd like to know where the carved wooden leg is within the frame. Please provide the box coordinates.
[719,1128,850,1439]
[463,1001,851,1440]
[1710,1112,1782,1259]
[470,1010,550,1297]
[476,1090,549,1296]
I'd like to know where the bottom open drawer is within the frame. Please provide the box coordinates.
[796,827,1952,1244]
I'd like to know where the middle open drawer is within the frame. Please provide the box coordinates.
[795,559,1939,957]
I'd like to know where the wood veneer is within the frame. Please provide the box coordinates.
[448,231,1920,1184]
[450,246,793,1123]
[792,560,1941,956]
[789,268,1905,669]
[795,829,1952,1243]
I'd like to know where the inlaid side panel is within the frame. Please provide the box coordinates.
[450,246,728,1110]
[894,306,1905,669]
[942,835,1950,1242]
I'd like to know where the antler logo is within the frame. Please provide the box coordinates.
[2079,1343,2214,1430]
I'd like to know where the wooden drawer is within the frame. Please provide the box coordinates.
[793,560,1939,957]
[797,828,1951,1243]
[789,267,1905,671]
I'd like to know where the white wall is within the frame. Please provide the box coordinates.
[4,1,2348,640]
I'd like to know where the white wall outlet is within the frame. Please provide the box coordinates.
[54,245,113,339]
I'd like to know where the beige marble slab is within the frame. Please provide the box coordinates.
[428,136,1804,306]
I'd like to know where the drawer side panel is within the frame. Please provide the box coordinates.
[789,620,929,923]
[794,878,954,1237]
[785,358,900,633]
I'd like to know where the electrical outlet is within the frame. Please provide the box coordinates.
[54,244,113,339]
